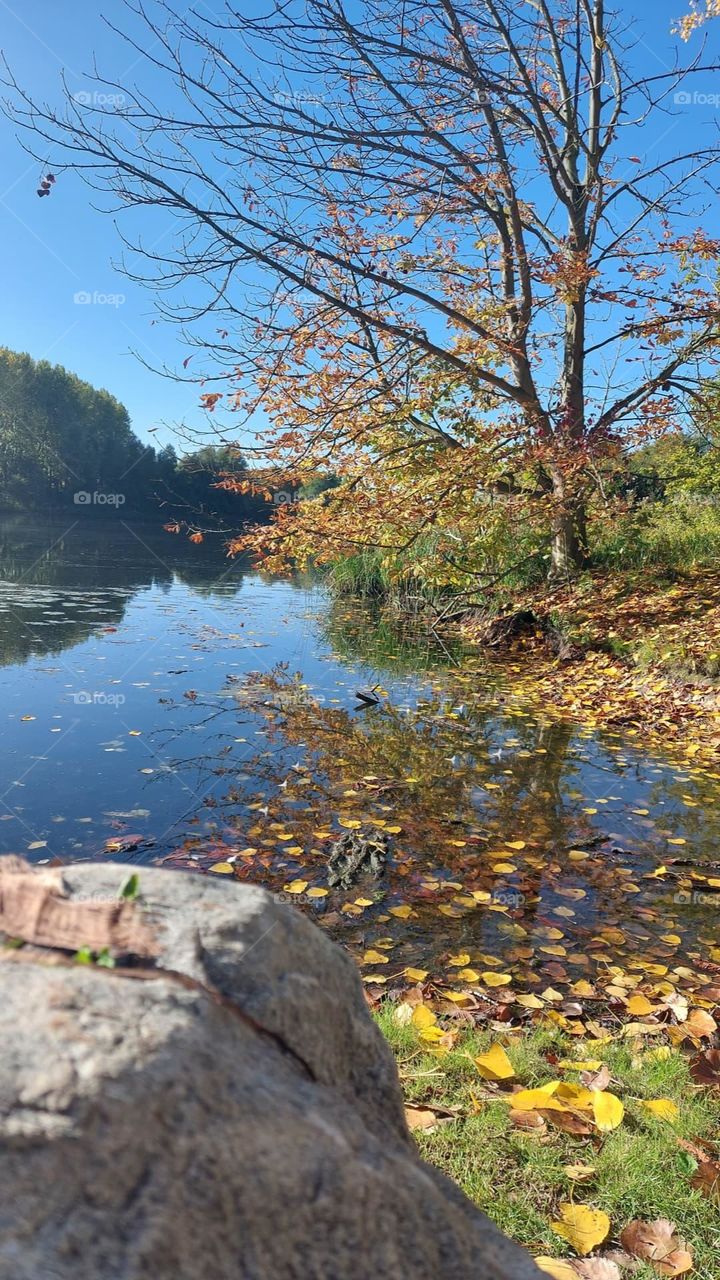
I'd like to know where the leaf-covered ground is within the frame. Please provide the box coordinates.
[488,568,720,763]
[378,1005,720,1279]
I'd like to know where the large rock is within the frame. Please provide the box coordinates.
[0,859,541,1280]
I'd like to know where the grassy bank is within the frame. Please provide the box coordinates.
[376,1008,720,1278]
[324,498,720,757]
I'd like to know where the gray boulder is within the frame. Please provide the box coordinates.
[0,858,542,1280]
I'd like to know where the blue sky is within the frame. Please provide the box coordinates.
[0,0,718,450]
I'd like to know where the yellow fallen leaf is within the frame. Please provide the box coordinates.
[592,1090,624,1132]
[535,1259,579,1279]
[641,1098,679,1123]
[510,1085,565,1111]
[411,1005,436,1030]
[389,904,413,919]
[505,839,526,850]
[571,980,595,997]
[558,1060,602,1071]
[419,1025,445,1043]
[475,1043,515,1082]
[448,952,471,966]
[645,1046,672,1063]
[563,1163,596,1182]
[516,993,545,1009]
[362,950,389,965]
[483,971,512,987]
[209,862,235,874]
[551,1203,610,1255]
[284,879,308,894]
[626,994,655,1016]
[457,968,480,982]
[404,967,428,982]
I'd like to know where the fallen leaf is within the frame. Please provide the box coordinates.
[691,1159,720,1204]
[475,1043,515,1082]
[620,1219,693,1276]
[535,1259,578,1279]
[574,1262,621,1280]
[683,1009,717,1041]
[551,1203,610,1256]
[580,1064,610,1092]
[411,1005,436,1030]
[592,1091,624,1132]
[690,1048,720,1087]
[404,1107,438,1131]
[641,1099,680,1123]
[563,1163,596,1182]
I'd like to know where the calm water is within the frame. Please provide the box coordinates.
[1,515,717,980]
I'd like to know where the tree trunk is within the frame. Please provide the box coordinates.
[549,468,588,580]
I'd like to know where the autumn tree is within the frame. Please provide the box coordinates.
[6,0,720,580]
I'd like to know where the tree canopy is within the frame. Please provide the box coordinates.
[6,0,720,581]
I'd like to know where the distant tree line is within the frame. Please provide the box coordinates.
[0,349,272,526]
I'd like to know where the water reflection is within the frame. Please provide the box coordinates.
[0,515,251,666]
[1,519,718,996]
[157,661,719,988]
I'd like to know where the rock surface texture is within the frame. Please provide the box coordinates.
[0,858,542,1280]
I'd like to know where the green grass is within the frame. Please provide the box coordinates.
[376,1008,720,1278]
[591,496,720,573]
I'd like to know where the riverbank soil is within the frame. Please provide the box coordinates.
[464,568,720,762]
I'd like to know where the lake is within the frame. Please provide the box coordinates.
[1,515,717,990]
